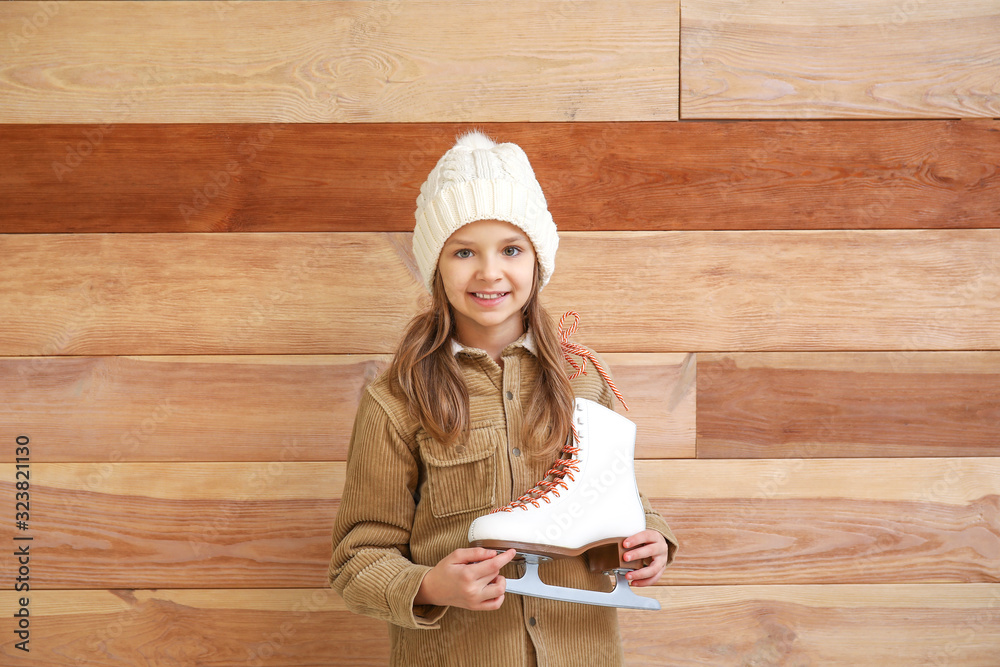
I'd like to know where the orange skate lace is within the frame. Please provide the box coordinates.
[490,312,629,513]
[557,311,629,412]
[493,439,583,513]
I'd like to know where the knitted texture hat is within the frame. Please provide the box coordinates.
[413,131,558,292]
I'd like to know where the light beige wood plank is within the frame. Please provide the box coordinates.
[2,230,998,355]
[0,353,695,462]
[3,586,998,665]
[16,459,1000,505]
[31,462,343,501]
[698,352,1000,458]
[638,458,1000,506]
[0,232,422,355]
[681,0,1000,118]
[9,583,995,614]
[2,459,995,588]
[0,1,678,123]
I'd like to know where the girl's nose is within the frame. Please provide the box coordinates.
[476,256,502,281]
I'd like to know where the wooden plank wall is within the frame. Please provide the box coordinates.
[1,1,997,665]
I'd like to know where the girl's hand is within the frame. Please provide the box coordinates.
[621,530,669,587]
[415,547,517,610]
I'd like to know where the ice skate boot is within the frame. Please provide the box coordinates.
[468,397,659,610]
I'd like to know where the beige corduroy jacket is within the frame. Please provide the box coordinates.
[329,333,678,667]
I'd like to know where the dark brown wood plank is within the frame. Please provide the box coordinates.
[0,353,693,462]
[2,120,997,232]
[4,459,995,589]
[697,352,1000,458]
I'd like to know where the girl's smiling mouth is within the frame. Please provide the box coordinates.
[469,291,510,306]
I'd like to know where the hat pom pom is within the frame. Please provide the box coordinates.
[455,130,497,150]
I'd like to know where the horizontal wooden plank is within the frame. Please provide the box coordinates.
[0,232,421,356]
[646,458,1000,585]
[681,0,1000,118]
[4,120,997,233]
[1,459,995,588]
[2,230,999,354]
[0,462,340,589]
[0,353,694,462]
[0,354,388,463]
[0,589,389,666]
[0,0,677,123]
[605,353,696,458]
[638,458,1000,505]
[4,585,999,665]
[622,584,1000,666]
[697,352,1000,458]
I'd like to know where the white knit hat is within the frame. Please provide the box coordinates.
[413,131,559,293]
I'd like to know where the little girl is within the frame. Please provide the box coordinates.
[329,131,677,666]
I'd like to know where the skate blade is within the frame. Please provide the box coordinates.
[504,559,660,611]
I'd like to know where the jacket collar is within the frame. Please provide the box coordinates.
[450,330,538,358]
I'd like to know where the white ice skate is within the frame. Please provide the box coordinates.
[468,397,659,610]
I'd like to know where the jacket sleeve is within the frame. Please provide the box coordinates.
[328,388,448,629]
[589,350,680,565]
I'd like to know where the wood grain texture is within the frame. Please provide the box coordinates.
[0,232,423,356]
[645,458,1000,585]
[681,0,1000,118]
[0,353,694,462]
[3,586,999,666]
[1,459,995,588]
[0,355,390,463]
[0,589,388,666]
[0,0,678,123]
[2,230,999,355]
[4,120,997,233]
[1,462,341,590]
[621,585,1000,667]
[697,352,1000,458]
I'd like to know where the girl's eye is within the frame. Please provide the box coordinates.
[455,249,473,259]
[502,246,522,257]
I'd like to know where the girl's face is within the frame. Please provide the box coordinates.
[438,219,537,346]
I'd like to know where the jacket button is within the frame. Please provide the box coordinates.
[528,616,536,626]
[512,448,521,457]
[505,390,513,400]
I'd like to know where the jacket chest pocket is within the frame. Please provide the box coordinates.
[419,425,500,518]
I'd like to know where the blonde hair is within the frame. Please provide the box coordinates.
[388,265,574,459]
